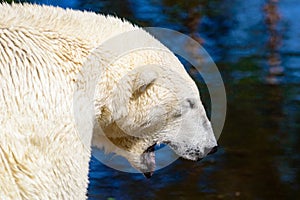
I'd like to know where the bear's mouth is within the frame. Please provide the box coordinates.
[141,143,157,178]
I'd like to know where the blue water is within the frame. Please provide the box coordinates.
[20,0,300,199]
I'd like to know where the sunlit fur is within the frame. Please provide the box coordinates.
[0,3,216,199]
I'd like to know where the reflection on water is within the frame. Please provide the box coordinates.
[19,0,300,199]
[264,0,284,84]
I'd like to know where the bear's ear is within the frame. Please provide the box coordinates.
[107,65,161,122]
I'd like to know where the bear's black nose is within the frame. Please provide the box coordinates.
[207,146,218,155]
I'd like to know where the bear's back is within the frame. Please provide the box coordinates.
[0,3,137,46]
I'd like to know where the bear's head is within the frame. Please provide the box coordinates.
[90,50,218,177]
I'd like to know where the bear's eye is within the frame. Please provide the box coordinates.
[186,98,195,109]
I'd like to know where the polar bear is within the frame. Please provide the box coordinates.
[0,3,218,199]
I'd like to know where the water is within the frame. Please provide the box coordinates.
[19,0,300,199]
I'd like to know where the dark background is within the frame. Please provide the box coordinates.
[3,0,300,199]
